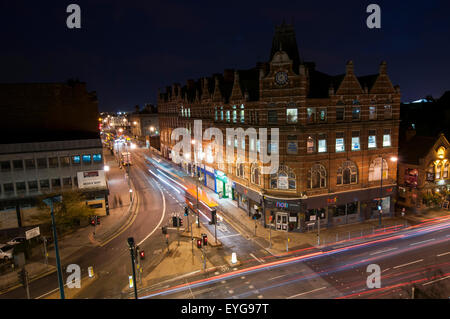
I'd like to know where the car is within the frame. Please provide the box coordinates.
[6,237,26,246]
[0,244,14,262]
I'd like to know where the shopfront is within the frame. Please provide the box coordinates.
[234,182,263,216]
[264,197,304,231]
[215,170,233,199]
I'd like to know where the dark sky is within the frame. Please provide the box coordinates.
[1,0,449,112]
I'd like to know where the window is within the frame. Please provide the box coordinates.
[368,130,377,149]
[268,110,278,124]
[336,107,345,121]
[37,158,47,169]
[369,158,388,181]
[369,106,377,120]
[214,107,218,121]
[352,106,361,120]
[60,156,71,167]
[306,108,315,123]
[250,163,261,185]
[337,161,358,185]
[226,110,230,122]
[187,108,191,118]
[351,131,360,151]
[307,136,315,153]
[82,155,91,164]
[241,138,245,150]
[318,136,327,153]
[383,129,391,147]
[52,178,61,189]
[63,177,72,188]
[240,104,245,123]
[40,179,50,190]
[286,108,298,123]
[286,135,298,155]
[236,162,245,178]
[25,159,35,170]
[318,108,327,122]
[336,132,345,152]
[250,138,255,151]
[270,165,296,190]
[234,137,238,148]
[384,105,392,119]
[16,182,26,193]
[1,161,11,172]
[232,105,237,123]
[48,157,59,168]
[72,155,81,165]
[307,164,327,189]
[12,160,23,171]
[220,107,224,121]
[93,154,102,163]
[3,183,14,194]
[28,181,38,192]
[444,163,449,179]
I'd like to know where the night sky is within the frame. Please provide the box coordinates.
[1,0,449,112]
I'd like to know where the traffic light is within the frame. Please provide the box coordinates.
[162,226,167,234]
[184,206,189,216]
[210,210,217,225]
[90,216,96,226]
[127,237,135,249]
[139,250,145,259]
[202,234,208,246]
[172,216,179,227]
[196,239,202,248]
[96,216,100,225]
[178,217,183,227]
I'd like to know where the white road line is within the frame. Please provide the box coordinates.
[422,275,450,286]
[217,234,241,239]
[381,267,391,273]
[409,238,435,246]
[370,247,398,255]
[250,253,263,263]
[287,286,327,299]
[269,274,289,281]
[393,259,423,269]
[137,179,166,246]
[437,251,450,257]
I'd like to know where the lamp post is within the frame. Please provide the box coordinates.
[43,195,64,299]
[127,237,138,299]
[379,156,398,226]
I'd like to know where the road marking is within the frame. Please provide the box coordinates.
[381,268,391,273]
[393,259,423,269]
[370,247,398,255]
[217,234,240,239]
[287,286,327,299]
[422,275,450,286]
[409,239,435,246]
[437,251,450,257]
[250,253,263,263]
[137,179,167,246]
[269,274,289,281]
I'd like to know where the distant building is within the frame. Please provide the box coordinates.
[130,104,160,149]
[397,133,450,212]
[157,23,401,231]
[0,81,109,231]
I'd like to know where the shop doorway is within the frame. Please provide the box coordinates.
[275,212,288,231]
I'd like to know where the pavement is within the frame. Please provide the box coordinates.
[0,148,138,296]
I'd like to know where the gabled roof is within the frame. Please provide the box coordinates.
[399,135,439,165]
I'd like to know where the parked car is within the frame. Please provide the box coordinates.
[0,244,14,262]
[6,237,26,246]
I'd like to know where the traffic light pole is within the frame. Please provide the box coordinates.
[127,238,138,299]
[177,214,180,247]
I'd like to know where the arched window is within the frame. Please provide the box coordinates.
[236,162,245,178]
[270,165,296,190]
[368,158,388,182]
[307,164,327,189]
[337,161,358,185]
[444,162,449,179]
[250,163,261,185]
[436,163,442,179]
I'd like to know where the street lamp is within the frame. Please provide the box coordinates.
[379,156,398,226]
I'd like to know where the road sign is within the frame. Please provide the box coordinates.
[129,276,134,288]
[25,227,40,240]
[88,266,94,278]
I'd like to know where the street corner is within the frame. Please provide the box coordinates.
[43,274,98,299]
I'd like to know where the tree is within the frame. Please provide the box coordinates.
[33,191,95,233]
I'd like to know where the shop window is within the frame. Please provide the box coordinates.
[307,164,327,189]
[286,108,298,124]
[368,130,377,149]
[72,155,81,165]
[334,205,346,217]
[347,202,358,215]
[306,107,315,123]
[337,161,358,185]
[82,155,91,164]
[25,159,36,170]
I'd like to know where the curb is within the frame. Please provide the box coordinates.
[0,267,57,295]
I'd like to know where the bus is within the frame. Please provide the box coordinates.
[121,152,132,166]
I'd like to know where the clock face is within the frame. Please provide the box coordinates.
[275,71,288,86]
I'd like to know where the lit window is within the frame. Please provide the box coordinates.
[369,106,377,120]
[286,108,298,123]
[72,155,80,165]
[351,131,360,151]
[232,105,237,123]
[318,139,327,153]
[384,105,392,119]
[318,108,327,122]
[368,130,377,148]
[250,138,255,151]
[234,137,238,148]
[82,155,91,164]
[93,154,102,163]
[226,110,230,122]
[214,107,218,121]
[336,133,345,152]
[383,130,391,147]
[306,108,315,123]
[220,107,224,121]
[240,104,245,123]
[307,136,315,153]
[352,107,361,120]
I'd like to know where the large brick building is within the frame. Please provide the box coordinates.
[158,23,400,231]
